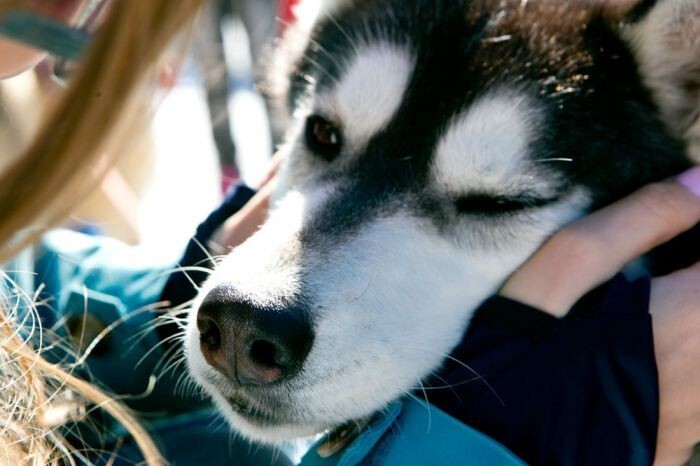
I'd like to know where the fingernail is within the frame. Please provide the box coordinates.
[677,166,700,197]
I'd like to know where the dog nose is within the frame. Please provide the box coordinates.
[197,285,313,385]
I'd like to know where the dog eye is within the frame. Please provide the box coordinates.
[305,115,342,160]
[454,195,549,215]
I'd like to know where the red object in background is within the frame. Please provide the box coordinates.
[277,0,301,34]
[220,164,240,194]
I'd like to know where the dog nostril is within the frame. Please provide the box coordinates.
[199,318,222,351]
[249,340,279,369]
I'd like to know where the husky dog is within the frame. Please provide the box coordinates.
[186,0,700,443]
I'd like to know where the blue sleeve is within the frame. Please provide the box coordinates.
[34,230,181,411]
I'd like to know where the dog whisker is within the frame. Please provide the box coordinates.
[324,13,361,57]
[483,34,512,44]
[275,17,347,83]
[295,56,341,88]
[136,332,184,371]
[536,157,574,164]
[409,376,481,391]
[153,335,189,375]
[160,357,187,384]
[191,237,218,265]
[346,279,372,304]
[412,376,432,433]
[156,265,215,279]
[395,343,504,407]
[168,265,203,292]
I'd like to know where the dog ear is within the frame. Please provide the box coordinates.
[617,0,700,161]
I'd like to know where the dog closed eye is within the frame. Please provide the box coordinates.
[454,194,555,215]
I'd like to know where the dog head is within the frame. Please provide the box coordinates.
[186,0,698,443]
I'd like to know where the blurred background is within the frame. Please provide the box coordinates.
[0,0,293,260]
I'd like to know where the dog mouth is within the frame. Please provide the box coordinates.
[224,391,284,425]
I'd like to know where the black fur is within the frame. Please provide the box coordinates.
[623,0,659,24]
[286,0,690,246]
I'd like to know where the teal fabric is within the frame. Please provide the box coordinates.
[35,230,184,413]
[0,10,89,60]
[301,398,526,466]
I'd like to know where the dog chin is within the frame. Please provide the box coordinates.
[190,371,328,443]
[206,388,329,443]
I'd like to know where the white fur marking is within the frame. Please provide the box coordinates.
[432,93,557,197]
[318,44,414,146]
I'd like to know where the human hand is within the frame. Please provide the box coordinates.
[500,167,700,465]
[210,154,284,251]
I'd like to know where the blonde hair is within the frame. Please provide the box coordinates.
[0,0,207,463]
[0,0,205,260]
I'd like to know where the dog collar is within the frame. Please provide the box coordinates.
[298,398,525,466]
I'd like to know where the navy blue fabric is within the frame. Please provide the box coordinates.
[648,223,700,276]
[425,274,658,466]
[160,183,256,308]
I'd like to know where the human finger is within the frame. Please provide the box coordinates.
[650,261,700,465]
[255,152,285,189]
[212,175,278,251]
[500,167,700,316]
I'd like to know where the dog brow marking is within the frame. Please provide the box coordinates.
[329,44,414,145]
[432,93,543,196]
